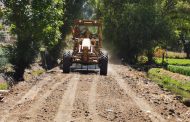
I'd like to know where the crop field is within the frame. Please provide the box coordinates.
[148,68,190,99]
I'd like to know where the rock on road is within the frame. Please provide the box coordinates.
[0,63,190,122]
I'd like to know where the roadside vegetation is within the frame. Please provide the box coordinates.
[0,46,8,69]
[0,82,8,90]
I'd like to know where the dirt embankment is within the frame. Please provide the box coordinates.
[0,63,190,122]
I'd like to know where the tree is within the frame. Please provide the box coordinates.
[163,0,190,57]
[3,0,37,80]
[101,0,172,64]
[61,0,86,38]
[3,0,64,80]
[180,33,190,58]
[174,1,190,55]
[32,0,63,68]
[88,0,103,19]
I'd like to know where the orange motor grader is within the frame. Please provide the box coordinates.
[62,20,108,75]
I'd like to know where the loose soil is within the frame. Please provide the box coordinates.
[0,63,190,122]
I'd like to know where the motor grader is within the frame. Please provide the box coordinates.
[62,20,108,75]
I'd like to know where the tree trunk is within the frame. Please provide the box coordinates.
[14,67,25,81]
[147,50,154,64]
[187,52,190,59]
[162,52,165,65]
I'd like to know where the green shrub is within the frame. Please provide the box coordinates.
[148,68,190,98]
[155,58,190,66]
[0,45,12,72]
[168,65,190,76]
[0,47,9,70]
[138,56,148,64]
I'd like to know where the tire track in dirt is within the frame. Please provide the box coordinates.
[109,65,166,122]
[54,74,80,122]
[14,74,71,122]
[34,74,76,122]
[2,73,63,122]
[0,73,50,119]
[87,75,99,122]
[0,74,54,122]
[96,75,151,122]
[17,76,54,104]
[69,74,96,122]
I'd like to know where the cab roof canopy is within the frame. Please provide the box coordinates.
[74,20,102,26]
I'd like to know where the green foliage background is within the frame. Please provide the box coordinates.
[91,0,190,63]
[2,0,64,79]
[0,0,189,80]
[0,46,8,69]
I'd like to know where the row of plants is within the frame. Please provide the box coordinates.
[148,68,190,99]
[167,65,190,76]
[154,55,190,76]
[155,58,190,66]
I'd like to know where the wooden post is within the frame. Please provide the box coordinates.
[162,52,165,65]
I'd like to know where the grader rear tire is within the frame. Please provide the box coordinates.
[99,52,108,75]
[63,51,72,73]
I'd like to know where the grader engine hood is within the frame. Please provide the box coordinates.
[81,38,91,62]
[82,38,91,49]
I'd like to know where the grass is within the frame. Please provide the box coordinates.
[168,65,190,76]
[148,68,190,99]
[155,58,190,66]
[24,69,45,81]
[0,82,8,90]
[31,69,45,76]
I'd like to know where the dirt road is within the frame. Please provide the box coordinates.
[0,63,190,122]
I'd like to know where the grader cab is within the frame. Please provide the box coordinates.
[62,20,108,75]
